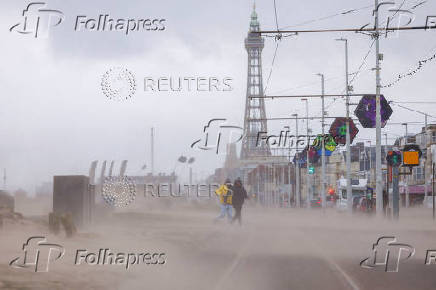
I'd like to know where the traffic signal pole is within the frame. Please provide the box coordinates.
[393,165,400,220]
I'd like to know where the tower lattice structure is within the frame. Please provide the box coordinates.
[241,6,271,159]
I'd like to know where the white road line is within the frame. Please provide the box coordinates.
[328,258,360,290]
[295,228,361,290]
[212,232,252,290]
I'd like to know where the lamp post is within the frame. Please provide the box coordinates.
[317,73,326,209]
[302,98,310,208]
[292,113,300,207]
[336,38,353,214]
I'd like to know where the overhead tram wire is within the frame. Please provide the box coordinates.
[263,0,282,94]
[349,39,376,85]
[278,4,374,30]
[268,75,343,96]
[382,48,436,88]
[393,101,436,104]
[255,24,436,35]
[390,102,436,119]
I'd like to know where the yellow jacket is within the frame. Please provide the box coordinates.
[215,185,233,205]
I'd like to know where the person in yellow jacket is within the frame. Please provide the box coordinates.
[214,179,233,222]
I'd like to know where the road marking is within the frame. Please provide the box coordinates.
[212,232,252,290]
[295,228,360,290]
[328,259,360,290]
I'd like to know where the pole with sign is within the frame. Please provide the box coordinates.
[387,151,402,220]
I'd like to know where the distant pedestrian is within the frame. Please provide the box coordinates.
[231,178,248,225]
[214,179,233,222]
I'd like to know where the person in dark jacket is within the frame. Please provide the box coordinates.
[231,178,248,225]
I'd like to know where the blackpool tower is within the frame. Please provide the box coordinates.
[240,5,271,160]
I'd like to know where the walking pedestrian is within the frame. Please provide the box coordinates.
[231,178,248,225]
[214,178,233,222]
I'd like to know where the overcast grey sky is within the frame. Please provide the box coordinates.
[1,0,435,193]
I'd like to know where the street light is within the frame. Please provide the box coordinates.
[292,113,300,207]
[316,73,326,209]
[302,98,310,208]
[336,37,353,214]
[178,155,195,184]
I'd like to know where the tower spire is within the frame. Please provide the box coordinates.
[241,8,270,159]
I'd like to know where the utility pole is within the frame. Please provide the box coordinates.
[425,114,429,201]
[367,141,372,185]
[393,164,400,220]
[3,169,6,190]
[151,127,155,175]
[403,123,410,208]
[336,38,353,214]
[433,163,435,220]
[384,133,389,217]
[302,98,310,208]
[317,73,326,209]
[287,125,292,207]
[293,113,300,207]
[374,0,383,217]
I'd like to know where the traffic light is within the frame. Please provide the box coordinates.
[308,166,315,174]
[386,151,402,167]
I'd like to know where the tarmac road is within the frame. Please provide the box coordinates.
[2,204,436,290]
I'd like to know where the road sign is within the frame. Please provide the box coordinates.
[329,117,359,145]
[312,134,337,156]
[354,94,393,128]
[402,144,422,167]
